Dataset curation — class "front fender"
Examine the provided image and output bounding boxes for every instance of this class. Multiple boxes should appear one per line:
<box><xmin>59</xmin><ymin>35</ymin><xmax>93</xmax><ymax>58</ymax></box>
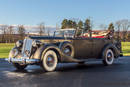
<box><xmin>32</xmin><ymin>44</ymin><xmax>63</xmax><ymax>61</ymax></box>
<box><xmin>33</xmin><ymin>44</ymin><xmax>82</xmax><ymax>63</ymax></box>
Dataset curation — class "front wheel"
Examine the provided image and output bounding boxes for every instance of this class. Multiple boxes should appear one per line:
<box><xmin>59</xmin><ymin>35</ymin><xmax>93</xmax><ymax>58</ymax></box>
<box><xmin>9</xmin><ymin>47</ymin><xmax>27</xmax><ymax>70</ymax></box>
<box><xmin>13</xmin><ymin>63</ymin><xmax>27</xmax><ymax>70</ymax></box>
<box><xmin>102</xmin><ymin>49</ymin><xmax>114</xmax><ymax>66</ymax></box>
<box><xmin>41</xmin><ymin>50</ymin><xmax>58</xmax><ymax>72</ymax></box>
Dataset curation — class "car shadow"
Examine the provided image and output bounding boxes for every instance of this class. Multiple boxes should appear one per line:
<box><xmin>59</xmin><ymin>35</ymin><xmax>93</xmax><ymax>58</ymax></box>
<box><xmin>11</xmin><ymin>61</ymin><xmax>124</xmax><ymax>75</ymax></box>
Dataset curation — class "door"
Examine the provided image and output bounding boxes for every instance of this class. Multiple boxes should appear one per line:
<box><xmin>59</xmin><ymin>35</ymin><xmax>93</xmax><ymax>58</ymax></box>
<box><xmin>92</xmin><ymin>38</ymin><xmax>106</xmax><ymax>58</ymax></box>
<box><xmin>72</xmin><ymin>38</ymin><xmax>93</xmax><ymax>59</ymax></box>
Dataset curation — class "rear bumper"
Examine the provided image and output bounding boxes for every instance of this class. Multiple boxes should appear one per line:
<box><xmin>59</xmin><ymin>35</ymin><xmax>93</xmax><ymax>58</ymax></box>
<box><xmin>5</xmin><ymin>58</ymin><xmax>40</xmax><ymax>64</ymax></box>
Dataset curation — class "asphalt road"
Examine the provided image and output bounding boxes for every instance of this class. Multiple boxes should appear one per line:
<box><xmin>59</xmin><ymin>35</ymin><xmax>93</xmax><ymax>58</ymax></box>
<box><xmin>0</xmin><ymin>57</ymin><xmax>130</xmax><ymax>87</ymax></box>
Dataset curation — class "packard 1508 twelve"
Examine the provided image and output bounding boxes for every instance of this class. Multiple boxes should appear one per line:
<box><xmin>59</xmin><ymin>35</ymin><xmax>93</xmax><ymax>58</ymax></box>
<box><xmin>7</xmin><ymin>29</ymin><xmax>123</xmax><ymax>72</ymax></box>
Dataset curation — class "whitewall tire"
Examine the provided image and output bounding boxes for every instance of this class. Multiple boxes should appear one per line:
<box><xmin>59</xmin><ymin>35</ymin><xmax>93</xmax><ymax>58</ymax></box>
<box><xmin>102</xmin><ymin>49</ymin><xmax>114</xmax><ymax>66</ymax></box>
<box><xmin>42</xmin><ymin>50</ymin><xmax>58</xmax><ymax>72</ymax></box>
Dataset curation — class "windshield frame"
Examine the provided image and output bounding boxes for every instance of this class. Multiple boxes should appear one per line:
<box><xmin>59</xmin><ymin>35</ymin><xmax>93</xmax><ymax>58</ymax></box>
<box><xmin>53</xmin><ymin>29</ymin><xmax>76</xmax><ymax>38</ymax></box>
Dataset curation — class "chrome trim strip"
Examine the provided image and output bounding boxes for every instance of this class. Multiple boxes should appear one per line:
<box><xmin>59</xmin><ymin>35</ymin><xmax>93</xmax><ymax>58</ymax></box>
<box><xmin>5</xmin><ymin>58</ymin><xmax>40</xmax><ymax>64</ymax></box>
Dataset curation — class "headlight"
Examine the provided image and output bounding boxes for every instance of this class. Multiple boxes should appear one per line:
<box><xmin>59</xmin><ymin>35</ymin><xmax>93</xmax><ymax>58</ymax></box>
<box><xmin>32</xmin><ymin>40</ymin><xmax>41</xmax><ymax>47</ymax></box>
<box><xmin>16</xmin><ymin>40</ymin><xmax>23</xmax><ymax>48</ymax></box>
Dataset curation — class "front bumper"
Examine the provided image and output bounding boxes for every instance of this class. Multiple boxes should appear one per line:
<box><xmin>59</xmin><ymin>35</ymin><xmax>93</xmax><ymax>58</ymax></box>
<box><xmin>5</xmin><ymin>58</ymin><xmax>40</xmax><ymax>64</ymax></box>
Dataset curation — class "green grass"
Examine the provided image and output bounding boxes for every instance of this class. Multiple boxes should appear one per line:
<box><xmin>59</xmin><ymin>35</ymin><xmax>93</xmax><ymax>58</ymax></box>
<box><xmin>0</xmin><ymin>43</ymin><xmax>15</xmax><ymax>58</ymax></box>
<box><xmin>122</xmin><ymin>42</ymin><xmax>130</xmax><ymax>56</ymax></box>
<box><xmin>0</xmin><ymin>42</ymin><xmax>130</xmax><ymax>58</ymax></box>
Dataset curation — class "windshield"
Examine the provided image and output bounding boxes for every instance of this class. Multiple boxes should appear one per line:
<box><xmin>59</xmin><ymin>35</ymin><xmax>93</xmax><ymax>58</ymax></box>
<box><xmin>54</xmin><ymin>29</ymin><xmax>76</xmax><ymax>37</ymax></box>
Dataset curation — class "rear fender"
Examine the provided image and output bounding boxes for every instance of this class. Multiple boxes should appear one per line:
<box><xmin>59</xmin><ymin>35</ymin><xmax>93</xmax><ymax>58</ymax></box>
<box><xmin>101</xmin><ymin>44</ymin><xmax>120</xmax><ymax>58</ymax></box>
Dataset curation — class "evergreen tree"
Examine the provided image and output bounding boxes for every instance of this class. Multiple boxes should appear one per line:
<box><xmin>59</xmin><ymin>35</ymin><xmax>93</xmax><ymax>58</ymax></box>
<box><xmin>108</xmin><ymin>23</ymin><xmax>114</xmax><ymax>31</ymax></box>
<box><xmin>72</xmin><ymin>21</ymin><xmax>77</xmax><ymax>29</ymax></box>
<box><xmin>84</xmin><ymin>19</ymin><xmax>91</xmax><ymax>33</ymax></box>
<box><xmin>78</xmin><ymin>20</ymin><xmax>83</xmax><ymax>29</ymax></box>
<box><xmin>61</xmin><ymin>19</ymin><xmax>68</xmax><ymax>29</ymax></box>
<box><xmin>61</xmin><ymin>19</ymin><xmax>78</xmax><ymax>29</ymax></box>
<box><xmin>68</xmin><ymin>20</ymin><xmax>73</xmax><ymax>28</ymax></box>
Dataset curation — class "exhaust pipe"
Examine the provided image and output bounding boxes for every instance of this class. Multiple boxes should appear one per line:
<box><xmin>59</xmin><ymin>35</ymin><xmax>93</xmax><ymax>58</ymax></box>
<box><xmin>5</xmin><ymin>58</ymin><xmax>40</xmax><ymax>64</ymax></box>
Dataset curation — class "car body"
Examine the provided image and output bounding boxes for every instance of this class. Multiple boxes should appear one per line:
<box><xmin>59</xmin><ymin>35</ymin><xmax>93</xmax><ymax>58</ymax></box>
<box><xmin>7</xmin><ymin>29</ymin><xmax>123</xmax><ymax>71</ymax></box>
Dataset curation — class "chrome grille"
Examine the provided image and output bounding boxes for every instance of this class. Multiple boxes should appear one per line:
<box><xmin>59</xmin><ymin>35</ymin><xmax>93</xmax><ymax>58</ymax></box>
<box><xmin>22</xmin><ymin>39</ymin><xmax>33</xmax><ymax>58</ymax></box>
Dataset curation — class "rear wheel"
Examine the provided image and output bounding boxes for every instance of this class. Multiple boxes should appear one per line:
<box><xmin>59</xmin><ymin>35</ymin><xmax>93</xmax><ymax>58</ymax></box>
<box><xmin>41</xmin><ymin>50</ymin><xmax>58</xmax><ymax>72</ymax></box>
<box><xmin>102</xmin><ymin>49</ymin><xmax>114</xmax><ymax>66</ymax></box>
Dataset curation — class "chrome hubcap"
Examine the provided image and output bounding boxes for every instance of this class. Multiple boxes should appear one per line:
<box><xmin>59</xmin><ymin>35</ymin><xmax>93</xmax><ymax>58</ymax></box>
<box><xmin>107</xmin><ymin>52</ymin><xmax>113</xmax><ymax>61</ymax></box>
<box><xmin>46</xmin><ymin>55</ymin><xmax>54</xmax><ymax>67</ymax></box>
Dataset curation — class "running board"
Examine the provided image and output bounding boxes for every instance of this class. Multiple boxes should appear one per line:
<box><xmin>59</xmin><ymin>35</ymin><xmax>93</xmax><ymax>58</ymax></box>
<box><xmin>61</xmin><ymin>53</ymin><xmax>85</xmax><ymax>63</ymax></box>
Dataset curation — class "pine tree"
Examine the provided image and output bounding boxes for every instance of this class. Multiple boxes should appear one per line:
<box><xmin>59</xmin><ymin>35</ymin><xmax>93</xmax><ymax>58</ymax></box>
<box><xmin>72</xmin><ymin>21</ymin><xmax>77</xmax><ymax>29</ymax></box>
<box><xmin>84</xmin><ymin>19</ymin><xmax>91</xmax><ymax>33</ymax></box>
<box><xmin>68</xmin><ymin>20</ymin><xmax>73</xmax><ymax>28</ymax></box>
<box><xmin>78</xmin><ymin>20</ymin><xmax>83</xmax><ymax>29</ymax></box>
<box><xmin>108</xmin><ymin>23</ymin><xmax>114</xmax><ymax>31</ymax></box>
<box><xmin>61</xmin><ymin>19</ymin><xmax>78</xmax><ymax>29</ymax></box>
<box><xmin>61</xmin><ymin>19</ymin><xmax>68</xmax><ymax>29</ymax></box>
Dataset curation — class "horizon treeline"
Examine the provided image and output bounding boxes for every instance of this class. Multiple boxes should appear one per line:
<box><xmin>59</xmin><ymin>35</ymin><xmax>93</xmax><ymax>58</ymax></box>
<box><xmin>0</xmin><ymin>18</ymin><xmax>130</xmax><ymax>43</ymax></box>
<box><xmin>60</xmin><ymin>18</ymin><xmax>130</xmax><ymax>41</ymax></box>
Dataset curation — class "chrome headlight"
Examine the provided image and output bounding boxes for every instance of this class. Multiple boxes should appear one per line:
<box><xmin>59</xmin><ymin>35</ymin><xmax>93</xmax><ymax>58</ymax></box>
<box><xmin>32</xmin><ymin>40</ymin><xmax>41</xmax><ymax>47</ymax></box>
<box><xmin>16</xmin><ymin>40</ymin><xmax>23</xmax><ymax>48</ymax></box>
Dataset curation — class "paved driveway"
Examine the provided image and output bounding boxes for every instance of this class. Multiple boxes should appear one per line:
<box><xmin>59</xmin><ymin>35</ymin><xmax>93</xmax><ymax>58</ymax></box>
<box><xmin>0</xmin><ymin>57</ymin><xmax>130</xmax><ymax>87</ymax></box>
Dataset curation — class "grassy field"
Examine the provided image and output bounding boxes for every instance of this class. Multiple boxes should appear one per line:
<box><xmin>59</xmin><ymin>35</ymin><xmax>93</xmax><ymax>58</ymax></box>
<box><xmin>0</xmin><ymin>42</ymin><xmax>130</xmax><ymax>58</ymax></box>
<box><xmin>0</xmin><ymin>43</ymin><xmax>15</xmax><ymax>58</ymax></box>
<box><xmin>121</xmin><ymin>42</ymin><xmax>130</xmax><ymax>56</ymax></box>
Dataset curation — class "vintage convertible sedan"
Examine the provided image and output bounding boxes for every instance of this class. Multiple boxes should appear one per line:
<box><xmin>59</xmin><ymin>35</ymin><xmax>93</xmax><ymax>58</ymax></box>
<box><xmin>7</xmin><ymin>29</ymin><xmax>123</xmax><ymax>72</ymax></box>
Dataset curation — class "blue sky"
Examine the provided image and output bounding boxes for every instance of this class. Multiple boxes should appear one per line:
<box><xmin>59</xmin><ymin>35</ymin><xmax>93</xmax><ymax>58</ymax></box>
<box><xmin>0</xmin><ymin>0</ymin><xmax>130</xmax><ymax>28</ymax></box>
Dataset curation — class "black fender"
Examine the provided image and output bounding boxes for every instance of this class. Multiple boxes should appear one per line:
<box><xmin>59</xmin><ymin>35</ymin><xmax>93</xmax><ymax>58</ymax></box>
<box><xmin>33</xmin><ymin>44</ymin><xmax>63</xmax><ymax>61</ymax></box>
<box><xmin>9</xmin><ymin>46</ymin><xmax>22</xmax><ymax>58</ymax></box>
<box><xmin>101</xmin><ymin>44</ymin><xmax>120</xmax><ymax>59</ymax></box>
<box><xmin>33</xmin><ymin>43</ymin><xmax>83</xmax><ymax>63</ymax></box>
<box><xmin>59</xmin><ymin>41</ymin><xmax>72</xmax><ymax>48</ymax></box>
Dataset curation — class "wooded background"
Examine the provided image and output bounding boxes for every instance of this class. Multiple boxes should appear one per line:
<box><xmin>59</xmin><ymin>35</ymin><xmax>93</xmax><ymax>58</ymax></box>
<box><xmin>1</xmin><ymin>18</ymin><xmax>130</xmax><ymax>43</ymax></box>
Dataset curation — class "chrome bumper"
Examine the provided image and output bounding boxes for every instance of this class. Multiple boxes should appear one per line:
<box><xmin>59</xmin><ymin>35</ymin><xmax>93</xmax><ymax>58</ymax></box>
<box><xmin>5</xmin><ymin>58</ymin><xmax>40</xmax><ymax>64</ymax></box>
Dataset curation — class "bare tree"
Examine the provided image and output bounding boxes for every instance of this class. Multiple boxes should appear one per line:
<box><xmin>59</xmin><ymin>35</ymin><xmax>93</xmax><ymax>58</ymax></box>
<box><xmin>121</xmin><ymin>20</ymin><xmax>130</xmax><ymax>41</ymax></box>
<box><xmin>115</xmin><ymin>19</ymin><xmax>130</xmax><ymax>41</ymax></box>
<box><xmin>8</xmin><ymin>26</ymin><xmax>14</xmax><ymax>34</ymax></box>
<box><xmin>115</xmin><ymin>21</ymin><xmax>122</xmax><ymax>40</ymax></box>
<box><xmin>38</xmin><ymin>22</ymin><xmax>45</xmax><ymax>36</ymax></box>
<box><xmin>47</xmin><ymin>29</ymin><xmax>50</xmax><ymax>36</ymax></box>
<box><xmin>56</xmin><ymin>23</ymin><xmax>60</xmax><ymax>30</ymax></box>
<box><xmin>18</xmin><ymin>25</ymin><xmax>26</xmax><ymax>40</ymax></box>
<box><xmin>7</xmin><ymin>26</ymin><xmax>14</xmax><ymax>43</ymax></box>
<box><xmin>0</xmin><ymin>25</ymin><xmax>8</xmax><ymax>43</ymax></box>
